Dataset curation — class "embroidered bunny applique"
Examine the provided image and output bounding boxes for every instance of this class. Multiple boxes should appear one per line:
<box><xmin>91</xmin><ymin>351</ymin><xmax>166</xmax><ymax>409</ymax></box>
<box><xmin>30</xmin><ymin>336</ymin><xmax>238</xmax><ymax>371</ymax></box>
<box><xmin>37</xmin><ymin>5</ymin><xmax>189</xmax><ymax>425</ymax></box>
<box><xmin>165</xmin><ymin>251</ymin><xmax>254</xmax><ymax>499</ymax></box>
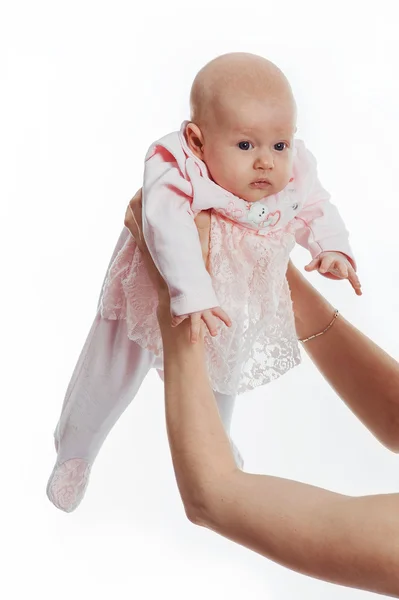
<box><xmin>247</xmin><ymin>202</ymin><xmax>281</xmax><ymax>229</ymax></box>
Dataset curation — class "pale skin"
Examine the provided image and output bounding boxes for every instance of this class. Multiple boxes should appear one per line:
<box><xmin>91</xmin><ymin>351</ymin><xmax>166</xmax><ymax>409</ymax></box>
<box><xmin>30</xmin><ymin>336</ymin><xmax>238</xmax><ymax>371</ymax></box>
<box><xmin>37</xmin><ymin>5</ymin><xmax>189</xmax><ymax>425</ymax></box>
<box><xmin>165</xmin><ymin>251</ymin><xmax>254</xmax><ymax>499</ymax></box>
<box><xmin>173</xmin><ymin>53</ymin><xmax>361</xmax><ymax>342</ymax></box>
<box><xmin>125</xmin><ymin>191</ymin><xmax>399</xmax><ymax>598</ymax></box>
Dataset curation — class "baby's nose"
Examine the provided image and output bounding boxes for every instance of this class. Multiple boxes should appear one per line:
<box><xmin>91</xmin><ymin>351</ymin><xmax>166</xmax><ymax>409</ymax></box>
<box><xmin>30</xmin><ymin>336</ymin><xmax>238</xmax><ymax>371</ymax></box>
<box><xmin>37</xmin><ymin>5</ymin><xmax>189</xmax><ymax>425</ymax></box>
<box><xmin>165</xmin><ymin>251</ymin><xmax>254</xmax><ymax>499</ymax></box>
<box><xmin>255</xmin><ymin>153</ymin><xmax>274</xmax><ymax>169</ymax></box>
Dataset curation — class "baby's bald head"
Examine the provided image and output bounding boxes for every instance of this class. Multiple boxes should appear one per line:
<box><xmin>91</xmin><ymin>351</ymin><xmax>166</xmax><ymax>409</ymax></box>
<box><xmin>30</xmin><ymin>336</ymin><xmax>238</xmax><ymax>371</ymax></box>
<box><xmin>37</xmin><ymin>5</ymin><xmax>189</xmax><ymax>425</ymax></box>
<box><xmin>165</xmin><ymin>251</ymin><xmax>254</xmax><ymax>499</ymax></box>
<box><xmin>186</xmin><ymin>53</ymin><xmax>297</xmax><ymax>204</ymax></box>
<box><xmin>190</xmin><ymin>52</ymin><xmax>296</xmax><ymax>130</ymax></box>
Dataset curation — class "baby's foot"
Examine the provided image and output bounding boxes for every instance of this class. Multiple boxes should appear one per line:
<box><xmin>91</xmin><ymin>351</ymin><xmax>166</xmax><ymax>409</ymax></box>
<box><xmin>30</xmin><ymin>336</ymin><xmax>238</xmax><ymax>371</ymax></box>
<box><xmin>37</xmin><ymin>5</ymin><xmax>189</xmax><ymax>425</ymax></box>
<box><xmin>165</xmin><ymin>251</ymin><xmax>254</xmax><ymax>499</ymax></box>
<box><xmin>46</xmin><ymin>458</ymin><xmax>91</xmax><ymax>513</ymax></box>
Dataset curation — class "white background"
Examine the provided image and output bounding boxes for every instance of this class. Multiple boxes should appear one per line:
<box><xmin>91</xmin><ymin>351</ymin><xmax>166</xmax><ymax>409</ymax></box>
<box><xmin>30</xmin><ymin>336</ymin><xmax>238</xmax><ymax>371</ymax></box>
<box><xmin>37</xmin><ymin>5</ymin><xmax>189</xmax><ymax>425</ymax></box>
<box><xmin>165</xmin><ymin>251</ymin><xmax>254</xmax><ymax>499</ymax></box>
<box><xmin>1</xmin><ymin>1</ymin><xmax>399</xmax><ymax>598</ymax></box>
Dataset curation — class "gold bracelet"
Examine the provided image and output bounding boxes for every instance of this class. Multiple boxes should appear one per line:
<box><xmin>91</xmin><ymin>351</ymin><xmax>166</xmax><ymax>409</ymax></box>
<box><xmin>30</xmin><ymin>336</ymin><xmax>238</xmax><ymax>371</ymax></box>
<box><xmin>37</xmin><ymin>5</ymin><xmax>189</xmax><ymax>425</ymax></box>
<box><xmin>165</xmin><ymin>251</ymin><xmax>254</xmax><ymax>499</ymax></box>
<box><xmin>299</xmin><ymin>309</ymin><xmax>339</xmax><ymax>344</ymax></box>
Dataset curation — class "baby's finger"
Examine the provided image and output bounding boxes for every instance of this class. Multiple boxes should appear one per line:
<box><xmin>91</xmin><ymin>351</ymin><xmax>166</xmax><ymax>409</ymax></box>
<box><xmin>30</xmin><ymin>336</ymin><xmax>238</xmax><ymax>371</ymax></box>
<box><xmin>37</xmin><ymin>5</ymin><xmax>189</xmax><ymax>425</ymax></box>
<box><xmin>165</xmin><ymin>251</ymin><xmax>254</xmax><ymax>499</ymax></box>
<box><xmin>211</xmin><ymin>307</ymin><xmax>232</xmax><ymax>328</ymax></box>
<box><xmin>319</xmin><ymin>255</ymin><xmax>334</xmax><ymax>274</ymax></box>
<box><xmin>304</xmin><ymin>258</ymin><xmax>320</xmax><ymax>272</ymax></box>
<box><xmin>190</xmin><ymin>313</ymin><xmax>202</xmax><ymax>343</ymax></box>
<box><xmin>348</xmin><ymin>267</ymin><xmax>363</xmax><ymax>296</ymax></box>
<box><xmin>202</xmin><ymin>312</ymin><xmax>219</xmax><ymax>337</ymax></box>
<box><xmin>334</xmin><ymin>261</ymin><xmax>349</xmax><ymax>278</ymax></box>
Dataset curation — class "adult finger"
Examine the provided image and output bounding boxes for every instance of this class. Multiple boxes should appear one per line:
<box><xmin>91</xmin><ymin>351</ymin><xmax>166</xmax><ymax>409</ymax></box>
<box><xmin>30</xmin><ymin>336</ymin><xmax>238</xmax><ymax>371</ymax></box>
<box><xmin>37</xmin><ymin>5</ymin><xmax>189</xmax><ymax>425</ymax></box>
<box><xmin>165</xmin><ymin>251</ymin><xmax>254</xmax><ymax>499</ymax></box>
<box><xmin>124</xmin><ymin>188</ymin><xmax>143</xmax><ymax>244</ymax></box>
<box><xmin>124</xmin><ymin>190</ymin><xmax>167</xmax><ymax>295</ymax></box>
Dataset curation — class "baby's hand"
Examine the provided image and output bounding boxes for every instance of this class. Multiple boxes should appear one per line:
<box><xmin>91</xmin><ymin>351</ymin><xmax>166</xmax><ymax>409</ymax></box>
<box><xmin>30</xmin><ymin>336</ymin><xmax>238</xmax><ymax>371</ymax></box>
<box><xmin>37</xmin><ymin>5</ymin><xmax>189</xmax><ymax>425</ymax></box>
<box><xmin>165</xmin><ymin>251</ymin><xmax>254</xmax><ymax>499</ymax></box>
<box><xmin>171</xmin><ymin>307</ymin><xmax>232</xmax><ymax>343</ymax></box>
<box><xmin>305</xmin><ymin>251</ymin><xmax>362</xmax><ymax>296</ymax></box>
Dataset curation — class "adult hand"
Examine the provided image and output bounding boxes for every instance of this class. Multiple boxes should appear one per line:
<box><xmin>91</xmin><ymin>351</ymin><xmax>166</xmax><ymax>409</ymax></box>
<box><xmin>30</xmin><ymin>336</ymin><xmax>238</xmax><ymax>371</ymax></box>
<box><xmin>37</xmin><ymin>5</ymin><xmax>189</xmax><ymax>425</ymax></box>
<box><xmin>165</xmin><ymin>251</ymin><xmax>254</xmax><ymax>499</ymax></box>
<box><xmin>124</xmin><ymin>188</ymin><xmax>168</xmax><ymax>300</ymax></box>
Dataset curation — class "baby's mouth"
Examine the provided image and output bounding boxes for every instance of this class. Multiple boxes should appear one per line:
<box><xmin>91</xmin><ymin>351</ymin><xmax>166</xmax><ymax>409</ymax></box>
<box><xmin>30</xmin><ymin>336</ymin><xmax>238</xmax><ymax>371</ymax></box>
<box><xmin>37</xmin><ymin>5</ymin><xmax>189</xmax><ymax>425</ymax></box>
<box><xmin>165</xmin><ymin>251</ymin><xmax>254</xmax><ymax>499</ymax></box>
<box><xmin>250</xmin><ymin>179</ymin><xmax>271</xmax><ymax>189</ymax></box>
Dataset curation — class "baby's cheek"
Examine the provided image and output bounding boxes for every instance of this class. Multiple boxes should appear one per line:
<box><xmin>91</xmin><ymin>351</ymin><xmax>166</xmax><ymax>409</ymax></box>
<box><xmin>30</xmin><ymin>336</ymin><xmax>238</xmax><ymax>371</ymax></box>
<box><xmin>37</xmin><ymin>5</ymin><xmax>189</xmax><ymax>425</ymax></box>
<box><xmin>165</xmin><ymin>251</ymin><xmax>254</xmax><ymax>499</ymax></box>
<box><xmin>203</xmin><ymin>148</ymin><xmax>249</xmax><ymax>195</ymax></box>
<box><xmin>203</xmin><ymin>157</ymin><xmax>222</xmax><ymax>184</ymax></box>
<box><xmin>204</xmin><ymin>150</ymin><xmax>227</xmax><ymax>182</ymax></box>
<box><xmin>277</xmin><ymin>169</ymin><xmax>292</xmax><ymax>192</ymax></box>
<box><xmin>212</xmin><ymin>160</ymin><xmax>240</xmax><ymax>191</ymax></box>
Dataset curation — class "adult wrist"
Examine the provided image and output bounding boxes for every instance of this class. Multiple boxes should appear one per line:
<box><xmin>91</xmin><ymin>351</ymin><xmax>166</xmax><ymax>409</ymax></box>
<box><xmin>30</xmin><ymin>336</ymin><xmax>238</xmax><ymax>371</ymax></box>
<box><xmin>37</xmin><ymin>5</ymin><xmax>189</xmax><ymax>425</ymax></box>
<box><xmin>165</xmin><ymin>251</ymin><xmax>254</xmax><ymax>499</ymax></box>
<box><xmin>293</xmin><ymin>293</ymin><xmax>336</xmax><ymax>342</ymax></box>
<box><xmin>298</xmin><ymin>309</ymin><xmax>339</xmax><ymax>344</ymax></box>
<box><xmin>286</xmin><ymin>262</ymin><xmax>336</xmax><ymax>341</ymax></box>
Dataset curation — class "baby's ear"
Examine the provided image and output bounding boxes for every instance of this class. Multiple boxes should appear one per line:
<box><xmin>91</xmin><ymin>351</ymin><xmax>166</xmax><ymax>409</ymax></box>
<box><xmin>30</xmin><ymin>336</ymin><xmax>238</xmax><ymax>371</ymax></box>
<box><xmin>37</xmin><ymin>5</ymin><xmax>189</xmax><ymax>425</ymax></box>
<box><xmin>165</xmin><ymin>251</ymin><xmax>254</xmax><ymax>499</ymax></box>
<box><xmin>185</xmin><ymin>122</ymin><xmax>205</xmax><ymax>159</ymax></box>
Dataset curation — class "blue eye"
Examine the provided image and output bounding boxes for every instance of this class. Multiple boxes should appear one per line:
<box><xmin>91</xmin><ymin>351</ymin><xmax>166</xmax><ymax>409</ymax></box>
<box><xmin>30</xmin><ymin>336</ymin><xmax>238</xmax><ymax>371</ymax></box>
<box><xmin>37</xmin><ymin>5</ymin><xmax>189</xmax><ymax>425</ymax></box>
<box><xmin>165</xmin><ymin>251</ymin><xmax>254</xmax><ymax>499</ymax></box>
<box><xmin>238</xmin><ymin>141</ymin><xmax>253</xmax><ymax>151</ymax></box>
<box><xmin>274</xmin><ymin>142</ymin><xmax>287</xmax><ymax>152</ymax></box>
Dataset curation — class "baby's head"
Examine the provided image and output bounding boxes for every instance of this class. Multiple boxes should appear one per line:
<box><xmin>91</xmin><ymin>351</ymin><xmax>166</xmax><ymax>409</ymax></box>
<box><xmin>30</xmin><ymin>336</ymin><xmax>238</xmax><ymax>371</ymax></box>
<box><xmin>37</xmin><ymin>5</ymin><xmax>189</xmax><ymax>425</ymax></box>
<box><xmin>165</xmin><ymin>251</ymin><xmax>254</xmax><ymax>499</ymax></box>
<box><xmin>186</xmin><ymin>53</ymin><xmax>297</xmax><ymax>203</ymax></box>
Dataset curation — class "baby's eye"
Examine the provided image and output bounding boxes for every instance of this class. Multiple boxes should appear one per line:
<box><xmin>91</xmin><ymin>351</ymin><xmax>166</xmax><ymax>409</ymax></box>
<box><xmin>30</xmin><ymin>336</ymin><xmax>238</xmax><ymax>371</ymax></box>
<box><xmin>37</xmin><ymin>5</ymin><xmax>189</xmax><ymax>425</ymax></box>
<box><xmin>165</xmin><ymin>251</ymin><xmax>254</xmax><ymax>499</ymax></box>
<box><xmin>274</xmin><ymin>142</ymin><xmax>287</xmax><ymax>152</ymax></box>
<box><xmin>238</xmin><ymin>141</ymin><xmax>253</xmax><ymax>151</ymax></box>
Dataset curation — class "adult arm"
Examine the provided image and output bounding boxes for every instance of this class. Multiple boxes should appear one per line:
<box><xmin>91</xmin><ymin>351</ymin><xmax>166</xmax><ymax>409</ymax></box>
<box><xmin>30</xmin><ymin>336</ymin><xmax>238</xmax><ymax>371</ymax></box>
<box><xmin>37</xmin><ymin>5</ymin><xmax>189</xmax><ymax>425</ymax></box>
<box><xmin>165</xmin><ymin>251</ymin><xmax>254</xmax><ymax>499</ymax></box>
<box><xmin>287</xmin><ymin>262</ymin><xmax>399</xmax><ymax>453</ymax></box>
<box><xmin>126</xmin><ymin>194</ymin><xmax>399</xmax><ymax>597</ymax></box>
<box><xmin>158</xmin><ymin>294</ymin><xmax>399</xmax><ymax>599</ymax></box>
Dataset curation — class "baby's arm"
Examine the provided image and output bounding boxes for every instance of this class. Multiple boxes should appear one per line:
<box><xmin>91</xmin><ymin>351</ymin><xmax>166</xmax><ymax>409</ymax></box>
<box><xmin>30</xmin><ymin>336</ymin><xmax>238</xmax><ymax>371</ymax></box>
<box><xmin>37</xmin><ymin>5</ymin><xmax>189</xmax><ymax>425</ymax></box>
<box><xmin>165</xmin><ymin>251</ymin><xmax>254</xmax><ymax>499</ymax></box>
<box><xmin>142</xmin><ymin>144</ymin><xmax>231</xmax><ymax>341</ymax></box>
<box><xmin>294</xmin><ymin>144</ymin><xmax>361</xmax><ymax>295</ymax></box>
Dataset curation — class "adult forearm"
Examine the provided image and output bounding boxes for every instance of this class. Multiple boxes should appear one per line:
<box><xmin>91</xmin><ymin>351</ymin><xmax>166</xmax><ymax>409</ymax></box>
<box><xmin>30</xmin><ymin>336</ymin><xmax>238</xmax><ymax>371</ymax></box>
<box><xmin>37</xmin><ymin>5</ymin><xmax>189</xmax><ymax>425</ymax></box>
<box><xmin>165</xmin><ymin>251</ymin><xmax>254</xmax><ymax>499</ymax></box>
<box><xmin>203</xmin><ymin>471</ymin><xmax>399</xmax><ymax>597</ymax></box>
<box><xmin>158</xmin><ymin>302</ymin><xmax>238</xmax><ymax>517</ymax></box>
<box><xmin>158</xmin><ymin>301</ymin><xmax>399</xmax><ymax>598</ymax></box>
<box><xmin>287</xmin><ymin>264</ymin><xmax>399</xmax><ymax>452</ymax></box>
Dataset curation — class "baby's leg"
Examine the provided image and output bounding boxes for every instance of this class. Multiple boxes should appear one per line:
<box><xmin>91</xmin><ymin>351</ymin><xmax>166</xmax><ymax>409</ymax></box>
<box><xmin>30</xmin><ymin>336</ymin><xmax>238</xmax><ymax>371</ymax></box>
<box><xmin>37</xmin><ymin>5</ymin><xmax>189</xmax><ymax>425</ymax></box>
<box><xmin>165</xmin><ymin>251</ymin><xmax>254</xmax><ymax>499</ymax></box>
<box><xmin>214</xmin><ymin>391</ymin><xmax>244</xmax><ymax>470</ymax></box>
<box><xmin>47</xmin><ymin>312</ymin><xmax>155</xmax><ymax>512</ymax></box>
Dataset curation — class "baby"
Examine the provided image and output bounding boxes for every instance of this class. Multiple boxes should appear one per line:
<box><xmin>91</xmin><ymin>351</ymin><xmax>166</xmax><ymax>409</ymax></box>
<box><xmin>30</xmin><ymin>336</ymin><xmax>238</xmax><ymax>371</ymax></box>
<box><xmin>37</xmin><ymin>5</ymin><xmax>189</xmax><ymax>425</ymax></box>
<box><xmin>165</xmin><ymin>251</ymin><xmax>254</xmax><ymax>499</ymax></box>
<box><xmin>47</xmin><ymin>53</ymin><xmax>361</xmax><ymax>513</ymax></box>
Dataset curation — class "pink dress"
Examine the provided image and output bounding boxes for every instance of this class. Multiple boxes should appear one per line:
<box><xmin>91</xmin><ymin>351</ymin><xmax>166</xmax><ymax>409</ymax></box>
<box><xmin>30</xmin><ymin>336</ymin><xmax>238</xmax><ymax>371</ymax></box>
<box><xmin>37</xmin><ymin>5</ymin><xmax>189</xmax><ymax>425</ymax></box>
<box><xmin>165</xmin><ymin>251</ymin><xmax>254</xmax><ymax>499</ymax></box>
<box><xmin>100</xmin><ymin>122</ymin><xmax>355</xmax><ymax>395</ymax></box>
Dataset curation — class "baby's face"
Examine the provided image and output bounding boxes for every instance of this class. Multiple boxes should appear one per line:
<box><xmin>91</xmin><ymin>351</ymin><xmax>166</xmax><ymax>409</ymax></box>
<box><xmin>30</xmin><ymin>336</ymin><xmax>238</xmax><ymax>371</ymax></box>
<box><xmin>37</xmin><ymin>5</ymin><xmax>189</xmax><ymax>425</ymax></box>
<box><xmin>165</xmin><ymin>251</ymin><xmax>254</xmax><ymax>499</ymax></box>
<box><xmin>198</xmin><ymin>98</ymin><xmax>296</xmax><ymax>203</ymax></box>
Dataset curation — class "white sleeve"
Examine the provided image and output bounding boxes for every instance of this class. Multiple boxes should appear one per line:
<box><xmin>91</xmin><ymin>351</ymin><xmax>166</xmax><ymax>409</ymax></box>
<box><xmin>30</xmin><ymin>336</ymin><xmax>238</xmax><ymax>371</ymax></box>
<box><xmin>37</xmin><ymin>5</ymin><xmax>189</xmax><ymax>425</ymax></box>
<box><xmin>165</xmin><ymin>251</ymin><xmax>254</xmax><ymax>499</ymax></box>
<box><xmin>294</xmin><ymin>143</ymin><xmax>356</xmax><ymax>270</ymax></box>
<box><xmin>142</xmin><ymin>145</ymin><xmax>219</xmax><ymax>316</ymax></box>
